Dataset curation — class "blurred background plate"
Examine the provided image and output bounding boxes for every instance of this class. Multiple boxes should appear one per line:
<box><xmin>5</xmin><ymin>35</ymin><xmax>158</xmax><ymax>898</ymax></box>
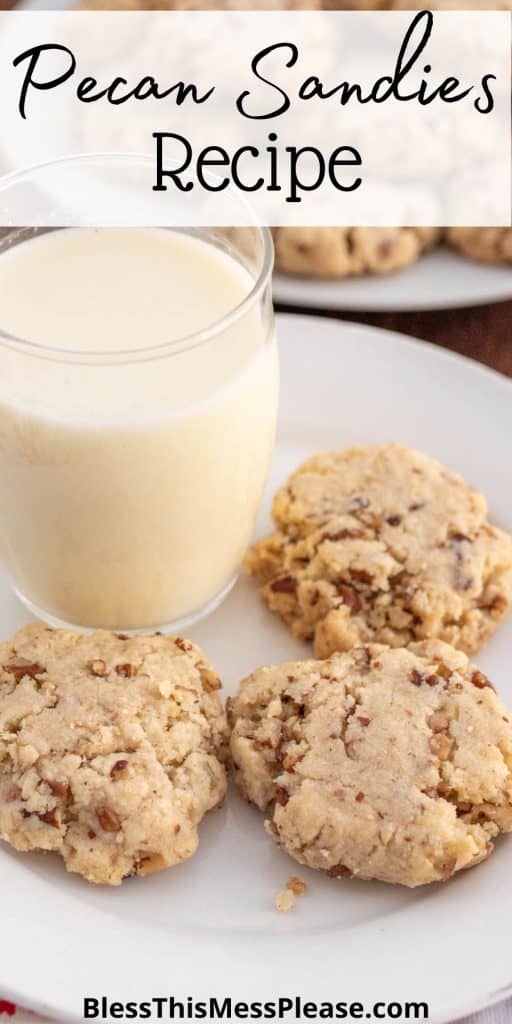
<box><xmin>273</xmin><ymin>245</ymin><xmax>512</xmax><ymax>313</ymax></box>
<box><xmin>14</xmin><ymin>0</ymin><xmax>512</xmax><ymax>316</ymax></box>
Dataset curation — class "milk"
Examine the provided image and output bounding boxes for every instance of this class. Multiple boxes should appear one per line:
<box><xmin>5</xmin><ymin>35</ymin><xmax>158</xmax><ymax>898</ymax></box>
<box><xmin>0</xmin><ymin>228</ymin><xmax>278</xmax><ymax>629</ymax></box>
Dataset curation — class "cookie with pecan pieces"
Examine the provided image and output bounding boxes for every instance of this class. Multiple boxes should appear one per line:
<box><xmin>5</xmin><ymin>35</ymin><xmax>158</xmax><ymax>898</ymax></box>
<box><xmin>446</xmin><ymin>228</ymin><xmax>512</xmax><ymax>266</ymax></box>
<box><xmin>272</xmin><ymin>228</ymin><xmax>440</xmax><ymax>278</ymax></box>
<box><xmin>0</xmin><ymin>625</ymin><xmax>227</xmax><ymax>884</ymax></box>
<box><xmin>245</xmin><ymin>443</ymin><xmax>512</xmax><ymax>657</ymax></box>
<box><xmin>229</xmin><ymin>641</ymin><xmax>512</xmax><ymax>886</ymax></box>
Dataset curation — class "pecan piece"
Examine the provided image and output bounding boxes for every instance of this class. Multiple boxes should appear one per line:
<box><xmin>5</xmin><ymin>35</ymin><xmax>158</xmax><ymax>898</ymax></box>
<box><xmin>269</xmin><ymin>575</ymin><xmax>297</xmax><ymax>595</ymax></box>
<box><xmin>321</xmin><ymin>528</ymin><xmax>363</xmax><ymax>542</ymax></box>
<box><xmin>110</xmin><ymin>759</ymin><xmax>128</xmax><ymax>780</ymax></box>
<box><xmin>360</xmin><ymin>646</ymin><xmax>372</xmax><ymax>666</ymax></box>
<box><xmin>429</xmin><ymin>710</ymin><xmax>449</xmax><ymax>732</ymax></box>
<box><xmin>338</xmin><ymin>584</ymin><xmax>362</xmax><ymax>615</ymax></box>
<box><xmin>115</xmin><ymin>663</ymin><xmax>135</xmax><ymax>678</ymax></box>
<box><xmin>356</xmin><ymin>715</ymin><xmax>370</xmax><ymax>726</ymax></box>
<box><xmin>483</xmin><ymin>594</ymin><xmax>508</xmax><ymax>618</ymax></box>
<box><xmin>377</xmin><ymin>238</ymin><xmax>396</xmax><ymax>259</ymax></box>
<box><xmin>438</xmin><ymin>856</ymin><xmax>458</xmax><ymax>881</ymax></box>
<box><xmin>3</xmin><ymin>658</ymin><xmax>45</xmax><ymax>682</ymax></box>
<box><xmin>410</xmin><ymin>668</ymin><xmax>424</xmax><ymax>686</ymax></box>
<box><xmin>275</xmin><ymin>787</ymin><xmax>289</xmax><ymax>806</ymax></box>
<box><xmin>282</xmin><ymin>754</ymin><xmax>296</xmax><ymax>771</ymax></box>
<box><xmin>201</xmin><ymin>668</ymin><xmax>222</xmax><ymax>693</ymax></box>
<box><xmin>386</xmin><ymin>514</ymin><xmax>402</xmax><ymax>527</ymax></box>
<box><xmin>39</xmin><ymin>807</ymin><xmax>59</xmax><ymax>827</ymax></box>
<box><xmin>328</xmin><ymin>864</ymin><xmax>352</xmax><ymax>878</ymax></box>
<box><xmin>46</xmin><ymin>778</ymin><xmax>71</xmax><ymax>800</ymax></box>
<box><xmin>97</xmin><ymin>807</ymin><xmax>121</xmax><ymax>832</ymax></box>
<box><xmin>471</xmin><ymin>670</ymin><xmax>494</xmax><ymax>691</ymax></box>
<box><xmin>137</xmin><ymin>853</ymin><xmax>167</xmax><ymax>877</ymax></box>
<box><xmin>174</xmin><ymin>637</ymin><xmax>193</xmax><ymax>652</ymax></box>
<box><xmin>435</xmin><ymin>663</ymin><xmax>452</xmax><ymax>680</ymax></box>
<box><xmin>429</xmin><ymin>734</ymin><xmax>453</xmax><ymax>760</ymax></box>
<box><xmin>426</xmin><ymin>673</ymin><xmax>442</xmax><ymax>687</ymax></box>
<box><xmin>351</xmin><ymin>569</ymin><xmax>373</xmax><ymax>585</ymax></box>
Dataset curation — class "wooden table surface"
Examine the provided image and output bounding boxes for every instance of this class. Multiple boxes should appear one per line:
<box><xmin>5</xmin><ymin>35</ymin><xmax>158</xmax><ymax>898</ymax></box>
<box><xmin>275</xmin><ymin>296</ymin><xmax>512</xmax><ymax>379</ymax></box>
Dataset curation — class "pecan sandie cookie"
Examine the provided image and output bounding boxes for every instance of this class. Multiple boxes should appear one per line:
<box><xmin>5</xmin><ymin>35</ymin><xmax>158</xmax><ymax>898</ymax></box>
<box><xmin>246</xmin><ymin>443</ymin><xmax>512</xmax><ymax>657</ymax></box>
<box><xmin>272</xmin><ymin>228</ymin><xmax>440</xmax><ymax>278</ymax></box>
<box><xmin>0</xmin><ymin>625</ymin><xmax>227</xmax><ymax>884</ymax></box>
<box><xmin>446</xmin><ymin>228</ymin><xmax>512</xmax><ymax>265</ymax></box>
<box><xmin>229</xmin><ymin>641</ymin><xmax>512</xmax><ymax>886</ymax></box>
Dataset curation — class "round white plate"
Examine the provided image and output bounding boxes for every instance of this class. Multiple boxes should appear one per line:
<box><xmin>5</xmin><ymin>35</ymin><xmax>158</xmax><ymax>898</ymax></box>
<box><xmin>273</xmin><ymin>246</ymin><xmax>512</xmax><ymax>312</ymax></box>
<box><xmin>1</xmin><ymin>313</ymin><xmax>512</xmax><ymax>1024</ymax></box>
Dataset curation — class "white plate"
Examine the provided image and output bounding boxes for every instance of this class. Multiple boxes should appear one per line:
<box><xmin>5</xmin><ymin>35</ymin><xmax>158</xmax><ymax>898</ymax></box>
<box><xmin>273</xmin><ymin>246</ymin><xmax>512</xmax><ymax>312</ymax></box>
<box><xmin>1</xmin><ymin>313</ymin><xmax>512</xmax><ymax>1024</ymax></box>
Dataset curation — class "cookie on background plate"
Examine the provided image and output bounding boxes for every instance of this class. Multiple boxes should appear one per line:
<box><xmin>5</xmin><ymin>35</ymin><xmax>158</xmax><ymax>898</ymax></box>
<box><xmin>272</xmin><ymin>227</ymin><xmax>440</xmax><ymax>278</ymax></box>
<box><xmin>390</xmin><ymin>0</ymin><xmax>512</xmax><ymax>9</ymax></box>
<box><xmin>229</xmin><ymin>641</ymin><xmax>512</xmax><ymax>887</ymax></box>
<box><xmin>78</xmin><ymin>0</ymin><xmax>322</xmax><ymax>8</ymax></box>
<box><xmin>322</xmin><ymin>1</ymin><xmax>389</xmax><ymax>7</ymax></box>
<box><xmin>0</xmin><ymin>626</ymin><xmax>228</xmax><ymax>885</ymax></box>
<box><xmin>246</xmin><ymin>442</ymin><xmax>512</xmax><ymax>657</ymax></box>
<box><xmin>446</xmin><ymin>228</ymin><xmax>512</xmax><ymax>265</ymax></box>
<box><xmin>326</xmin><ymin>0</ymin><xmax>512</xmax><ymax>7</ymax></box>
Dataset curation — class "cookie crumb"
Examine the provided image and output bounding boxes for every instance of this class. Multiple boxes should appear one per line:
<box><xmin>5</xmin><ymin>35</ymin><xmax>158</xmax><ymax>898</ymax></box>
<box><xmin>275</xmin><ymin>874</ymin><xmax>308</xmax><ymax>911</ymax></box>
<box><xmin>275</xmin><ymin>887</ymin><xmax>296</xmax><ymax>913</ymax></box>
<box><xmin>287</xmin><ymin>875</ymin><xmax>307</xmax><ymax>896</ymax></box>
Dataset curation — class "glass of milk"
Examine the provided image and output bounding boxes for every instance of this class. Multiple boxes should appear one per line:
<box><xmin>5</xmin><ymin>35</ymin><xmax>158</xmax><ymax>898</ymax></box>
<box><xmin>0</xmin><ymin>158</ymin><xmax>277</xmax><ymax>632</ymax></box>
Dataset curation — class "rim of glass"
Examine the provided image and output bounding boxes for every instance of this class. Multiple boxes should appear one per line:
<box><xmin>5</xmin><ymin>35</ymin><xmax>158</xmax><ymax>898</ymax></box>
<box><xmin>0</xmin><ymin>153</ymin><xmax>274</xmax><ymax>366</ymax></box>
